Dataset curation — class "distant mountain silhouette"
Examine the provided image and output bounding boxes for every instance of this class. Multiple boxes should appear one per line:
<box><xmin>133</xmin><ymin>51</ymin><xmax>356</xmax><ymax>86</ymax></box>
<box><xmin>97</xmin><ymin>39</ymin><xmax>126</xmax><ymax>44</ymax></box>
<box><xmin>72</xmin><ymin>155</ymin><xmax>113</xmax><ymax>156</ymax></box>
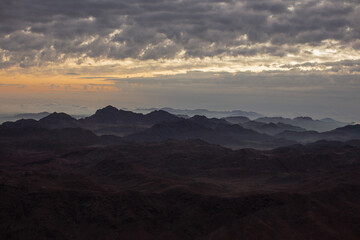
<box><xmin>2</xmin><ymin>112</ymin><xmax>80</xmax><ymax>130</ymax></box>
<box><xmin>136</xmin><ymin>107</ymin><xmax>263</xmax><ymax>119</ymax></box>
<box><xmin>13</xmin><ymin>112</ymin><xmax>50</xmax><ymax>120</ymax></box>
<box><xmin>241</xmin><ymin>121</ymin><xmax>306</xmax><ymax>135</ymax></box>
<box><xmin>256</xmin><ymin>116</ymin><xmax>349</xmax><ymax>132</ymax></box>
<box><xmin>82</xmin><ymin>105</ymin><xmax>142</xmax><ymax>124</ymax></box>
<box><xmin>143</xmin><ymin>110</ymin><xmax>181</xmax><ymax>124</ymax></box>
<box><xmin>224</xmin><ymin>116</ymin><xmax>251</xmax><ymax>124</ymax></box>
<box><xmin>188</xmin><ymin>115</ymin><xmax>229</xmax><ymax>128</ymax></box>
<box><xmin>0</xmin><ymin>124</ymin><xmax>122</xmax><ymax>151</ymax></box>
<box><xmin>82</xmin><ymin>105</ymin><xmax>180</xmax><ymax>125</ymax></box>
<box><xmin>331</xmin><ymin>124</ymin><xmax>360</xmax><ymax>137</ymax></box>
<box><xmin>126</xmin><ymin>116</ymin><xmax>295</xmax><ymax>149</ymax></box>
<box><xmin>38</xmin><ymin>112</ymin><xmax>79</xmax><ymax>129</ymax></box>
<box><xmin>1</xmin><ymin>106</ymin><xmax>182</xmax><ymax>138</ymax></box>
<box><xmin>275</xmin><ymin>130</ymin><xmax>323</xmax><ymax>143</ymax></box>
<box><xmin>224</xmin><ymin>116</ymin><xmax>306</xmax><ymax>135</ymax></box>
<box><xmin>1</xmin><ymin>106</ymin><xmax>358</xmax><ymax>148</ymax></box>
<box><xmin>0</xmin><ymin>112</ymin><xmax>51</xmax><ymax>124</ymax></box>
<box><xmin>126</xmin><ymin>120</ymin><xmax>211</xmax><ymax>142</ymax></box>
<box><xmin>1</xmin><ymin>119</ymin><xmax>41</xmax><ymax>128</ymax></box>
<box><xmin>78</xmin><ymin>105</ymin><xmax>180</xmax><ymax>136</ymax></box>
<box><xmin>276</xmin><ymin>124</ymin><xmax>360</xmax><ymax>143</ymax></box>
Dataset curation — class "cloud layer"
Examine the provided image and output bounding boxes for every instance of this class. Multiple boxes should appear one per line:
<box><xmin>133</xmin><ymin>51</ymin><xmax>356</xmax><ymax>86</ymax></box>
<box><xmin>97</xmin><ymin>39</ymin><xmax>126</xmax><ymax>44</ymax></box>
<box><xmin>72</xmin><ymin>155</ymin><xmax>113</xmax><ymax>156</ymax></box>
<box><xmin>1</xmin><ymin>0</ymin><xmax>360</xmax><ymax>121</ymax></box>
<box><xmin>1</xmin><ymin>0</ymin><xmax>360</xmax><ymax>69</ymax></box>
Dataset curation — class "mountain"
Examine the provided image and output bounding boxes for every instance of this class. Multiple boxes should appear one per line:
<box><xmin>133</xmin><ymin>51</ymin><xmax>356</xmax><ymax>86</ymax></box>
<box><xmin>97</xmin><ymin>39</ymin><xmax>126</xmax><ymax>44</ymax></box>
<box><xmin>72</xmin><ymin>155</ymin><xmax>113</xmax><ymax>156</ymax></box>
<box><xmin>224</xmin><ymin>116</ymin><xmax>306</xmax><ymax>135</ymax></box>
<box><xmin>143</xmin><ymin>110</ymin><xmax>182</xmax><ymax>124</ymax></box>
<box><xmin>126</xmin><ymin>120</ymin><xmax>210</xmax><ymax>141</ymax></box>
<box><xmin>82</xmin><ymin>105</ymin><xmax>179</xmax><ymax>125</ymax></box>
<box><xmin>276</xmin><ymin>124</ymin><xmax>360</xmax><ymax>143</ymax></box>
<box><xmin>38</xmin><ymin>112</ymin><xmax>79</xmax><ymax>129</ymax></box>
<box><xmin>0</xmin><ymin>106</ymin><xmax>182</xmax><ymax>137</ymax></box>
<box><xmin>331</xmin><ymin>124</ymin><xmax>360</xmax><ymax>138</ymax></box>
<box><xmin>136</xmin><ymin>107</ymin><xmax>263</xmax><ymax>119</ymax></box>
<box><xmin>321</xmin><ymin>117</ymin><xmax>346</xmax><ymax>124</ymax></box>
<box><xmin>1</xmin><ymin>106</ymin><xmax>358</xmax><ymax>148</ymax></box>
<box><xmin>1</xmin><ymin>108</ymin><xmax>360</xmax><ymax>239</ymax></box>
<box><xmin>1</xmin><ymin>134</ymin><xmax>360</xmax><ymax>239</ymax></box>
<box><xmin>0</xmin><ymin>123</ymin><xmax>123</xmax><ymax>152</ymax></box>
<box><xmin>78</xmin><ymin>106</ymin><xmax>180</xmax><ymax>136</ymax></box>
<box><xmin>241</xmin><ymin>121</ymin><xmax>306</xmax><ymax>136</ymax></box>
<box><xmin>126</xmin><ymin>117</ymin><xmax>295</xmax><ymax>149</ymax></box>
<box><xmin>189</xmin><ymin>115</ymin><xmax>229</xmax><ymax>128</ymax></box>
<box><xmin>2</xmin><ymin>112</ymin><xmax>80</xmax><ymax>130</ymax></box>
<box><xmin>1</xmin><ymin>119</ymin><xmax>41</xmax><ymax>128</ymax></box>
<box><xmin>0</xmin><ymin>112</ymin><xmax>51</xmax><ymax>124</ymax></box>
<box><xmin>82</xmin><ymin>105</ymin><xmax>142</xmax><ymax>124</ymax></box>
<box><xmin>275</xmin><ymin>130</ymin><xmax>324</xmax><ymax>144</ymax></box>
<box><xmin>0</xmin><ymin>126</ymin><xmax>100</xmax><ymax>150</ymax></box>
<box><xmin>224</xmin><ymin>116</ymin><xmax>251</xmax><ymax>124</ymax></box>
<box><xmin>256</xmin><ymin>116</ymin><xmax>349</xmax><ymax>132</ymax></box>
<box><xmin>12</xmin><ymin>111</ymin><xmax>50</xmax><ymax>120</ymax></box>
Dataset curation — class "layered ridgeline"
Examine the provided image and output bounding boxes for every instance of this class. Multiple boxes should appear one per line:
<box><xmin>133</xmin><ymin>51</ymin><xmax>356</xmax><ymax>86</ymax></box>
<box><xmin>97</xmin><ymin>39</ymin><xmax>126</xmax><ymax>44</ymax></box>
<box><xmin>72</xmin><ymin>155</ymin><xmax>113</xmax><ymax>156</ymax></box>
<box><xmin>136</xmin><ymin>107</ymin><xmax>263</xmax><ymax>119</ymax></box>
<box><xmin>1</xmin><ymin>106</ymin><xmax>360</xmax><ymax>239</ymax></box>
<box><xmin>254</xmin><ymin>116</ymin><xmax>349</xmax><ymax>132</ymax></box>
<box><xmin>1</xmin><ymin>105</ymin><xmax>358</xmax><ymax>149</ymax></box>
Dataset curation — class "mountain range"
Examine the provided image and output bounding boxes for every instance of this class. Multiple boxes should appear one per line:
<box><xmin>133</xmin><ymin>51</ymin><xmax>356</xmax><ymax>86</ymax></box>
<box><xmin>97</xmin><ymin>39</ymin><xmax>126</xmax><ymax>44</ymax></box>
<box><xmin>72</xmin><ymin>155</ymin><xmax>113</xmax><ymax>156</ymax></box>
<box><xmin>136</xmin><ymin>107</ymin><xmax>263</xmax><ymax>119</ymax></box>
<box><xmin>255</xmin><ymin>116</ymin><xmax>350</xmax><ymax>132</ymax></box>
<box><xmin>1</xmin><ymin>105</ymin><xmax>360</xmax><ymax>239</ymax></box>
<box><xmin>1</xmin><ymin>105</ymin><xmax>358</xmax><ymax>149</ymax></box>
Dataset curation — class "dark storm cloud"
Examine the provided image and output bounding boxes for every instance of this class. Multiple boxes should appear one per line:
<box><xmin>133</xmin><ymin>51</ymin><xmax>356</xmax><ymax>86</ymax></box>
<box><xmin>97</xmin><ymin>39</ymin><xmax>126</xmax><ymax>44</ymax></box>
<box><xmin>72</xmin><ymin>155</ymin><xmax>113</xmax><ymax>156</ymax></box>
<box><xmin>0</xmin><ymin>0</ymin><xmax>359</xmax><ymax>68</ymax></box>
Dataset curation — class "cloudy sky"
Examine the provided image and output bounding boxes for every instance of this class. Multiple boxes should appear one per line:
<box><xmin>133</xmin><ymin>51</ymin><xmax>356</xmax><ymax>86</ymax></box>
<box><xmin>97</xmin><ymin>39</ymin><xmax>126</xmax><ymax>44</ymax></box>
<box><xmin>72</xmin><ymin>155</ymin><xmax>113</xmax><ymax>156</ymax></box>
<box><xmin>0</xmin><ymin>0</ymin><xmax>359</xmax><ymax>121</ymax></box>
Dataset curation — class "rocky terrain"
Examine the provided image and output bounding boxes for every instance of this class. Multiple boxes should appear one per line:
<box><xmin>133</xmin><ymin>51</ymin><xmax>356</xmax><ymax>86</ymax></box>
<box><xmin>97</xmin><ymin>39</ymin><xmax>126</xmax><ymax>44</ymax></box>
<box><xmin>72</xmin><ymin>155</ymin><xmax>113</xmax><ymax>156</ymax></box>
<box><xmin>1</xmin><ymin>106</ymin><xmax>360</xmax><ymax>239</ymax></box>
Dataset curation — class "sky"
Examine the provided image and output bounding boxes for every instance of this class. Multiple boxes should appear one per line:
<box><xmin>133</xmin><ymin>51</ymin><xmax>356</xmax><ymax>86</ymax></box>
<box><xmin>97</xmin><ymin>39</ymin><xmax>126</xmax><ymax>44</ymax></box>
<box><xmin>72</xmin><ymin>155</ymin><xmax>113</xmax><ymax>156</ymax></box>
<box><xmin>0</xmin><ymin>0</ymin><xmax>360</xmax><ymax>121</ymax></box>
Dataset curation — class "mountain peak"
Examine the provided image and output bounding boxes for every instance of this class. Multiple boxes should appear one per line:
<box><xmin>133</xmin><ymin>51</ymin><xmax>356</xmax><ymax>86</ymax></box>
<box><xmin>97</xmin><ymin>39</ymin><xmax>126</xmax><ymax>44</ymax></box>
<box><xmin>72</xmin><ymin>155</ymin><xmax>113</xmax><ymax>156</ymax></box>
<box><xmin>40</xmin><ymin>112</ymin><xmax>76</xmax><ymax>122</ymax></box>
<box><xmin>1</xmin><ymin>119</ymin><xmax>40</xmax><ymax>128</ymax></box>
<box><xmin>294</xmin><ymin>116</ymin><xmax>313</xmax><ymax>121</ymax></box>
<box><xmin>85</xmin><ymin>105</ymin><xmax>142</xmax><ymax>124</ymax></box>
<box><xmin>190</xmin><ymin>115</ymin><xmax>209</xmax><ymax>121</ymax></box>
<box><xmin>96</xmin><ymin>105</ymin><xmax>119</xmax><ymax>114</ymax></box>
<box><xmin>334</xmin><ymin>124</ymin><xmax>360</xmax><ymax>132</ymax></box>
<box><xmin>145</xmin><ymin>110</ymin><xmax>180</xmax><ymax>124</ymax></box>
<box><xmin>189</xmin><ymin>115</ymin><xmax>228</xmax><ymax>128</ymax></box>
<box><xmin>38</xmin><ymin>112</ymin><xmax>78</xmax><ymax>129</ymax></box>
<box><xmin>147</xmin><ymin>110</ymin><xmax>171</xmax><ymax>116</ymax></box>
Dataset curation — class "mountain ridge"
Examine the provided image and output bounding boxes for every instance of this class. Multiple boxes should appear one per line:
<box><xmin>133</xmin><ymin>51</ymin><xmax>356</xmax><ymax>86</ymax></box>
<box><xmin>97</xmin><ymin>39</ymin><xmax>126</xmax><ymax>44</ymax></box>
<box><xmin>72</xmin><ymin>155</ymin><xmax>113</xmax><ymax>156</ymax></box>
<box><xmin>0</xmin><ymin>106</ymin><xmax>358</xmax><ymax>149</ymax></box>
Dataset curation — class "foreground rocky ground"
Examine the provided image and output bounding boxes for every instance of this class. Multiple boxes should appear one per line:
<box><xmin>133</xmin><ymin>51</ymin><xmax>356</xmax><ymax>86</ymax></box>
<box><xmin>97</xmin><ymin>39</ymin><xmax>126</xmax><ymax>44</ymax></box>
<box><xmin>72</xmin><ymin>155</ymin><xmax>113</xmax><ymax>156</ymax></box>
<box><xmin>1</xmin><ymin>134</ymin><xmax>360</xmax><ymax>239</ymax></box>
